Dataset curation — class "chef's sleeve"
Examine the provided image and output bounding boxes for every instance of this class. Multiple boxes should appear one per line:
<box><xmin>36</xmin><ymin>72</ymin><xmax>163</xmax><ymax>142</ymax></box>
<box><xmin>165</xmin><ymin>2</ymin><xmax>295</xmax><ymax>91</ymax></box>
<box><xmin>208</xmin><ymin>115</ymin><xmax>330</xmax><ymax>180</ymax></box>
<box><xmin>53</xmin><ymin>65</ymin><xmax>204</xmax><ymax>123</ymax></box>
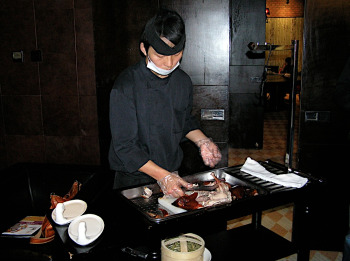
<box><xmin>109</xmin><ymin>86</ymin><xmax>149</xmax><ymax>173</ymax></box>
<box><xmin>182</xmin><ymin>82</ymin><xmax>200</xmax><ymax>137</ymax></box>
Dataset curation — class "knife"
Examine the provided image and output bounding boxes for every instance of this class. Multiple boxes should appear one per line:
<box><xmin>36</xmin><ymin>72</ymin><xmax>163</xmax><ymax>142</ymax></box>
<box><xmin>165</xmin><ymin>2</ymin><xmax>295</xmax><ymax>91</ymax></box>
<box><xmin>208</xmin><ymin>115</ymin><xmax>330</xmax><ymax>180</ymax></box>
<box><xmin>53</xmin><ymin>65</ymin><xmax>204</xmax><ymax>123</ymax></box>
<box><xmin>185</xmin><ymin>184</ymin><xmax>218</xmax><ymax>191</ymax></box>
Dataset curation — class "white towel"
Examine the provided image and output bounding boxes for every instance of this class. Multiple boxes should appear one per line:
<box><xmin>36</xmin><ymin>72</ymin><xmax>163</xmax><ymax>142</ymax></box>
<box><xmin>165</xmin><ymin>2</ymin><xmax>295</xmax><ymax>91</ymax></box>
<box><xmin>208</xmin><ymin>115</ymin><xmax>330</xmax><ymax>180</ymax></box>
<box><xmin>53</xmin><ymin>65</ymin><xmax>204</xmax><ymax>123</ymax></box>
<box><xmin>240</xmin><ymin>157</ymin><xmax>308</xmax><ymax>188</ymax></box>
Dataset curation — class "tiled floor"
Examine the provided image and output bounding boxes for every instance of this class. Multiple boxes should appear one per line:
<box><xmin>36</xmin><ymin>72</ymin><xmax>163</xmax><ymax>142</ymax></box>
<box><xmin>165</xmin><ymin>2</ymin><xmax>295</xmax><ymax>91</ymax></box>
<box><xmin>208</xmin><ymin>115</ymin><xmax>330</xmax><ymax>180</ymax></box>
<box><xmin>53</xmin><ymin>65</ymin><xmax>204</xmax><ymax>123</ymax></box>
<box><xmin>227</xmin><ymin>205</ymin><xmax>343</xmax><ymax>261</ymax></box>
<box><xmin>227</xmin><ymin>95</ymin><xmax>343</xmax><ymax>260</ymax></box>
<box><xmin>228</xmin><ymin>94</ymin><xmax>298</xmax><ymax>169</ymax></box>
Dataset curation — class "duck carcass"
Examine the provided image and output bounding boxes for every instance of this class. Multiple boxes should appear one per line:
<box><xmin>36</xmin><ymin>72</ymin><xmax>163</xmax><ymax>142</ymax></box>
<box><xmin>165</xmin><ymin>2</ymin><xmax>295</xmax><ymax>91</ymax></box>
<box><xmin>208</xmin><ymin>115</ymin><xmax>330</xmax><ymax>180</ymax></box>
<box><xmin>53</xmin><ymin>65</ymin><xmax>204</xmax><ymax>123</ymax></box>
<box><xmin>173</xmin><ymin>172</ymin><xmax>232</xmax><ymax>209</ymax></box>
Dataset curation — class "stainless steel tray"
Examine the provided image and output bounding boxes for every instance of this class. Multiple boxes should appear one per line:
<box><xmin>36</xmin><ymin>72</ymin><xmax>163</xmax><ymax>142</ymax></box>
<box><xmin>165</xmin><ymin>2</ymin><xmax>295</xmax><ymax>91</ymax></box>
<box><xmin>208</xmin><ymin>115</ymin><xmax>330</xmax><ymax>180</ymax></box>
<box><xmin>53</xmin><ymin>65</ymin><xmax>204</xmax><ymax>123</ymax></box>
<box><xmin>118</xmin><ymin>168</ymin><xmax>267</xmax><ymax>224</ymax></box>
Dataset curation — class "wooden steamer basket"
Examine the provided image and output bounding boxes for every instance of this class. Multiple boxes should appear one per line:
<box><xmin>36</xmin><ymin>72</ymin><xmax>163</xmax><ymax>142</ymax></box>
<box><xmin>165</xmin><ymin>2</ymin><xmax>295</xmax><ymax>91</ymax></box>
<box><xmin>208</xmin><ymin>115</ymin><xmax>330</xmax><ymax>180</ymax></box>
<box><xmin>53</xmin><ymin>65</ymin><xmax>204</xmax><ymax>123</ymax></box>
<box><xmin>161</xmin><ymin>233</ymin><xmax>205</xmax><ymax>261</ymax></box>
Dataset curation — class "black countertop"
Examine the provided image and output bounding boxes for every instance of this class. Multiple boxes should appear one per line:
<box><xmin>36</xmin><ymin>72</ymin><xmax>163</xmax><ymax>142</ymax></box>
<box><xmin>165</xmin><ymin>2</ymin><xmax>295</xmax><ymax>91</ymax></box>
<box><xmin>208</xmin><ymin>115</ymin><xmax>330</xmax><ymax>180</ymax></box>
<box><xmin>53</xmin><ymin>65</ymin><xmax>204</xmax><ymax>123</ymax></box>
<box><xmin>2</xmin><ymin>161</ymin><xmax>322</xmax><ymax>261</ymax></box>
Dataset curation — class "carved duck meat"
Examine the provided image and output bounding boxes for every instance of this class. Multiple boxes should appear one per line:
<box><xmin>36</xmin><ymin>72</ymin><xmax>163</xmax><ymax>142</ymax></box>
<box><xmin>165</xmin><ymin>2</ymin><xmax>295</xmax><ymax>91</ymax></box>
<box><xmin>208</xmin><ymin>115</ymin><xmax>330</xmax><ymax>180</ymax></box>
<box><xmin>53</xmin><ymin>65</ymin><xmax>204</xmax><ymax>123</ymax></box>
<box><xmin>172</xmin><ymin>192</ymin><xmax>203</xmax><ymax>210</ymax></box>
<box><xmin>171</xmin><ymin>172</ymin><xmax>259</xmax><ymax>211</ymax></box>
<box><xmin>196</xmin><ymin>172</ymin><xmax>232</xmax><ymax>207</ymax></box>
<box><xmin>173</xmin><ymin>172</ymin><xmax>232</xmax><ymax>210</ymax></box>
<box><xmin>210</xmin><ymin>172</ymin><xmax>231</xmax><ymax>192</ymax></box>
<box><xmin>230</xmin><ymin>186</ymin><xmax>258</xmax><ymax>200</ymax></box>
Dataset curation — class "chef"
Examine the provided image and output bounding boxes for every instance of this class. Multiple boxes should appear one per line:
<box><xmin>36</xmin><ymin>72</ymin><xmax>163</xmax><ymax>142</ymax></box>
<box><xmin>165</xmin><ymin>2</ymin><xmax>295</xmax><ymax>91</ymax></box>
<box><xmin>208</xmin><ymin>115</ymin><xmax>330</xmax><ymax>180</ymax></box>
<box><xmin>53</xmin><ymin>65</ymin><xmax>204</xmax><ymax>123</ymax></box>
<box><xmin>109</xmin><ymin>8</ymin><xmax>221</xmax><ymax>198</ymax></box>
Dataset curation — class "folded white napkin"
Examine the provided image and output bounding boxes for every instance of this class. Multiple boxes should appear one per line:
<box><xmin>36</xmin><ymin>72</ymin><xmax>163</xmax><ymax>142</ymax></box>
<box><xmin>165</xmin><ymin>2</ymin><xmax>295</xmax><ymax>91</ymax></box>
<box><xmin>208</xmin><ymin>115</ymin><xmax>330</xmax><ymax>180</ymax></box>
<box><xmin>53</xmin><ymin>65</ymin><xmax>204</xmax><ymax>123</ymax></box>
<box><xmin>240</xmin><ymin>157</ymin><xmax>308</xmax><ymax>188</ymax></box>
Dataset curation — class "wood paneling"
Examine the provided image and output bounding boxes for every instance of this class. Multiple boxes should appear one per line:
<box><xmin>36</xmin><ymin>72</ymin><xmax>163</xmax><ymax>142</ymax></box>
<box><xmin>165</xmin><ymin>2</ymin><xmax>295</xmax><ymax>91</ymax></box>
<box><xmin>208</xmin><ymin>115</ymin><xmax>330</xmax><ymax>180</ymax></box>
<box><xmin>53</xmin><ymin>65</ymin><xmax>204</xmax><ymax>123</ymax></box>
<box><xmin>299</xmin><ymin>0</ymin><xmax>350</xmax><ymax>176</ymax></box>
<box><xmin>162</xmin><ymin>0</ymin><xmax>230</xmax><ymax>168</ymax></box>
<box><xmin>229</xmin><ymin>65</ymin><xmax>265</xmax><ymax>94</ymax></box>
<box><xmin>229</xmin><ymin>93</ymin><xmax>264</xmax><ymax>148</ymax></box>
<box><xmin>93</xmin><ymin>0</ymin><xmax>159</xmax><ymax>166</ymax></box>
<box><xmin>193</xmin><ymin>85</ymin><xmax>229</xmax><ymax>143</ymax></box>
<box><xmin>297</xmin><ymin>2</ymin><xmax>350</xmax><ymax>251</ymax></box>
<box><xmin>265</xmin><ymin>18</ymin><xmax>304</xmax><ymax>72</ymax></box>
<box><xmin>231</xmin><ymin>0</ymin><xmax>266</xmax><ymax>66</ymax></box>
<box><xmin>162</xmin><ymin>0</ymin><xmax>230</xmax><ymax>86</ymax></box>
<box><xmin>229</xmin><ymin>0</ymin><xmax>266</xmax><ymax>149</ymax></box>
<box><xmin>0</xmin><ymin>0</ymin><xmax>100</xmax><ymax>167</ymax></box>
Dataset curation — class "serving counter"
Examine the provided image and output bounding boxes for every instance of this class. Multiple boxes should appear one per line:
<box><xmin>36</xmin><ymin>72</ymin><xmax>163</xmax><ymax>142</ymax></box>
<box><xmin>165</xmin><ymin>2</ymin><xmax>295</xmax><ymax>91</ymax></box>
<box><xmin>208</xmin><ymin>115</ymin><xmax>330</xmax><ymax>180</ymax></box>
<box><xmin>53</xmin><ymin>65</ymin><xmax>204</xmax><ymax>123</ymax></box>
<box><xmin>45</xmin><ymin>160</ymin><xmax>322</xmax><ymax>261</ymax></box>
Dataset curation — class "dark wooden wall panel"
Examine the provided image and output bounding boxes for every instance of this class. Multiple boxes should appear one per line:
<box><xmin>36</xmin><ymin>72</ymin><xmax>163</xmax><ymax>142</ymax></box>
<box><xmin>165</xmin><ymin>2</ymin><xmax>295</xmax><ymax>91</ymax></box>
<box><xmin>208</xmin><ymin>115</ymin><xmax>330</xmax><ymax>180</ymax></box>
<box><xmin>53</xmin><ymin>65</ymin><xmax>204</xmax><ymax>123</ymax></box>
<box><xmin>229</xmin><ymin>93</ymin><xmax>264</xmax><ymax>148</ymax></box>
<box><xmin>0</xmin><ymin>0</ymin><xmax>100</xmax><ymax>168</ymax></box>
<box><xmin>162</xmin><ymin>0</ymin><xmax>230</xmax><ymax>168</ymax></box>
<box><xmin>193</xmin><ymin>85</ymin><xmax>229</xmax><ymax>143</ymax></box>
<box><xmin>299</xmin><ymin>0</ymin><xmax>350</xmax><ymax>177</ymax></box>
<box><xmin>93</xmin><ymin>0</ymin><xmax>159</xmax><ymax>166</ymax></box>
<box><xmin>298</xmin><ymin>0</ymin><xmax>350</xmax><ymax>251</ymax></box>
<box><xmin>229</xmin><ymin>66</ymin><xmax>265</xmax><ymax>93</ymax></box>
<box><xmin>229</xmin><ymin>0</ymin><xmax>266</xmax><ymax>148</ymax></box>
<box><xmin>231</xmin><ymin>0</ymin><xmax>266</xmax><ymax>66</ymax></box>
<box><xmin>162</xmin><ymin>0</ymin><xmax>229</xmax><ymax>86</ymax></box>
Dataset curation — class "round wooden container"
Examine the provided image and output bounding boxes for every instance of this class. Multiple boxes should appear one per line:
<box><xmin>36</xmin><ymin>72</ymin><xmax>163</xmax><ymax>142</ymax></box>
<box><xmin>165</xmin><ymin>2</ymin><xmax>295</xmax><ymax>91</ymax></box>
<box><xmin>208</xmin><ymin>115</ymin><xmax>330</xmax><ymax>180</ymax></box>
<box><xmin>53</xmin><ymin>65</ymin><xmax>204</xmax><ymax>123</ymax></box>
<box><xmin>161</xmin><ymin>233</ymin><xmax>205</xmax><ymax>261</ymax></box>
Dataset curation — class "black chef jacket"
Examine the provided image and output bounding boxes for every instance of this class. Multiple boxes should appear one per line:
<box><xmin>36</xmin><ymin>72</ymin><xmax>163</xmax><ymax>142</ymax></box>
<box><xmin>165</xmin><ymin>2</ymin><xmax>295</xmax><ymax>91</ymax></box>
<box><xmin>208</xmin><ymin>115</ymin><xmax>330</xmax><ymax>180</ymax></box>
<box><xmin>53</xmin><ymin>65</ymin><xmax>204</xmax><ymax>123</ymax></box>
<box><xmin>108</xmin><ymin>59</ymin><xmax>199</xmax><ymax>179</ymax></box>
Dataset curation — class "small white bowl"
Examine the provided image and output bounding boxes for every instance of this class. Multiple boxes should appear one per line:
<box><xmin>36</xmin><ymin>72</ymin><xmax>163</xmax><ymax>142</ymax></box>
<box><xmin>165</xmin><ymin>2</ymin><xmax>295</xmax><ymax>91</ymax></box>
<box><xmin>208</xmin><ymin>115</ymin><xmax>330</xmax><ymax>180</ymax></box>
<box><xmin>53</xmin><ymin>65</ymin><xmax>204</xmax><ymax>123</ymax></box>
<box><xmin>51</xmin><ymin>199</ymin><xmax>87</xmax><ymax>225</ymax></box>
<box><xmin>68</xmin><ymin>214</ymin><xmax>104</xmax><ymax>246</ymax></box>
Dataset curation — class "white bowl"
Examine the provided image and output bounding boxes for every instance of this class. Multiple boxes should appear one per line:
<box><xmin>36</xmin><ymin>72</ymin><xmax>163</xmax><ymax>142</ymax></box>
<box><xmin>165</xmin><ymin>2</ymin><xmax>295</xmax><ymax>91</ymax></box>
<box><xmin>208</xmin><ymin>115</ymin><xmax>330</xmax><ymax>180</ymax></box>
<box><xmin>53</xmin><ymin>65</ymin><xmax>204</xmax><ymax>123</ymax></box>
<box><xmin>68</xmin><ymin>214</ymin><xmax>104</xmax><ymax>246</ymax></box>
<box><xmin>51</xmin><ymin>199</ymin><xmax>87</xmax><ymax>225</ymax></box>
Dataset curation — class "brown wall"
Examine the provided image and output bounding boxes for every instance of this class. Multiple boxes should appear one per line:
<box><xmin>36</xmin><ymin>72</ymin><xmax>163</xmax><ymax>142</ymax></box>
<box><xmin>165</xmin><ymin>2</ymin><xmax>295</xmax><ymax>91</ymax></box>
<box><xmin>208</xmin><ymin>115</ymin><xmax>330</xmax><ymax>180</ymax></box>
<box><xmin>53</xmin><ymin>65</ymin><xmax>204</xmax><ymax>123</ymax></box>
<box><xmin>266</xmin><ymin>0</ymin><xmax>304</xmax><ymax>18</ymax></box>
<box><xmin>0</xmin><ymin>0</ymin><xmax>99</xmax><ymax>168</ymax></box>
<box><xmin>266</xmin><ymin>0</ymin><xmax>304</xmax><ymax>73</ymax></box>
<box><xmin>265</xmin><ymin>18</ymin><xmax>304</xmax><ymax>72</ymax></box>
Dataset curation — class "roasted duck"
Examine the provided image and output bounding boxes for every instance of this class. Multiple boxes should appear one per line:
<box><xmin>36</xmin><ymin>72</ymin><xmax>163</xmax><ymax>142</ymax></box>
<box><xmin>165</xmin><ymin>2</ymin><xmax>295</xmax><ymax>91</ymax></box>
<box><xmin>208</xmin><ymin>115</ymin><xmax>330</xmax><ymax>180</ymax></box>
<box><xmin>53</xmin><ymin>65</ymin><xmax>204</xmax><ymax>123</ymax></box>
<box><xmin>173</xmin><ymin>172</ymin><xmax>232</xmax><ymax>209</ymax></box>
<box><xmin>172</xmin><ymin>192</ymin><xmax>203</xmax><ymax>210</ymax></box>
<box><xmin>230</xmin><ymin>185</ymin><xmax>258</xmax><ymax>200</ymax></box>
<box><xmin>172</xmin><ymin>172</ymin><xmax>258</xmax><ymax>210</ymax></box>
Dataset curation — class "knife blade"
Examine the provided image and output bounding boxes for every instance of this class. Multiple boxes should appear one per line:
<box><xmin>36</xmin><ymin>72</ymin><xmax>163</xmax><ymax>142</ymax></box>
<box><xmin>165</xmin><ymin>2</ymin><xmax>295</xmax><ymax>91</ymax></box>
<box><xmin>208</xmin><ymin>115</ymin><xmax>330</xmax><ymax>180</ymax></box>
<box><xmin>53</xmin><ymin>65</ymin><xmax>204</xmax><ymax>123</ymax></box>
<box><xmin>185</xmin><ymin>184</ymin><xmax>218</xmax><ymax>191</ymax></box>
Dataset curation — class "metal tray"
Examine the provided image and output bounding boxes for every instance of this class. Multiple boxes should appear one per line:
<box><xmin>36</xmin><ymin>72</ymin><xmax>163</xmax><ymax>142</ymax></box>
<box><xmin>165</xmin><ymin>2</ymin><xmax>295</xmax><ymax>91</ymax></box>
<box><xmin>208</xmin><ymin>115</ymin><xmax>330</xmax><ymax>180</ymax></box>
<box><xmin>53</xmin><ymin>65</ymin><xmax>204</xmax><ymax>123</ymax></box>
<box><xmin>118</xmin><ymin>168</ymin><xmax>268</xmax><ymax>224</ymax></box>
<box><xmin>225</xmin><ymin>160</ymin><xmax>316</xmax><ymax>194</ymax></box>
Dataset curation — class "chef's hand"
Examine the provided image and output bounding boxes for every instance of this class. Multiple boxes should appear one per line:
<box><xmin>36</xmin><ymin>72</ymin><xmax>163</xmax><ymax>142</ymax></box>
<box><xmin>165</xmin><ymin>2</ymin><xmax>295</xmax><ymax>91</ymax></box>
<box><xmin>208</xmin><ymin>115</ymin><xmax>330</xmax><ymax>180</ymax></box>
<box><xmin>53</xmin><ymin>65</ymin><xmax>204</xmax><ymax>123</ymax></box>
<box><xmin>157</xmin><ymin>172</ymin><xmax>192</xmax><ymax>198</ymax></box>
<box><xmin>195</xmin><ymin>138</ymin><xmax>222</xmax><ymax>168</ymax></box>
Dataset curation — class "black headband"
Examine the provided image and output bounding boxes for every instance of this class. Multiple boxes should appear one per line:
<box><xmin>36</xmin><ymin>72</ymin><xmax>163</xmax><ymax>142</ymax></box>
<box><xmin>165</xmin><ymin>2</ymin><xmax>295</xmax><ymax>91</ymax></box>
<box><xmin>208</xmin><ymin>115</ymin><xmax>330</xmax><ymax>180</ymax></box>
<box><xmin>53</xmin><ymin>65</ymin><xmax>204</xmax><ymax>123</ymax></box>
<box><xmin>144</xmin><ymin>17</ymin><xmax>186</xmax><ymax>55</ymax></box>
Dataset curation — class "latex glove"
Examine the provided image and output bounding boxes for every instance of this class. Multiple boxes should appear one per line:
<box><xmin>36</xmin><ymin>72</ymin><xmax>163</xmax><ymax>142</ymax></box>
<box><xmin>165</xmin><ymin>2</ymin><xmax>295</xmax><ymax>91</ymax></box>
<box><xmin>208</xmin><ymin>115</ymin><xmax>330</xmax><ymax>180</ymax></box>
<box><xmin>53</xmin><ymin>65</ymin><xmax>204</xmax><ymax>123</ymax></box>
<box><xmin>157</xmin><ymin>172</ymin><xmax>192</xmax><ymax>198</ymax></box>
<box><xmin>195</xmin><ymin>138</ymin><xmax>222</xmax><ymax>168</ymax></box>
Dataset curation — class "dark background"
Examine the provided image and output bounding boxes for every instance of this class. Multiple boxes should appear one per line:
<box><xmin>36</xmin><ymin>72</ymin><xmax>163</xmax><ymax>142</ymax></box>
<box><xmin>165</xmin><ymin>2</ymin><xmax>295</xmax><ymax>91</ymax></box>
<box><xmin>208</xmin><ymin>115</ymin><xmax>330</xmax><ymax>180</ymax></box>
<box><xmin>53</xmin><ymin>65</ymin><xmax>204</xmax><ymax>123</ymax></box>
<box><xmin>0</xmin><ymin>0</ymin><xmax>349</xmax><ymax>181</ymax></box>
<box><xmin>0</xmin><ymin>0</ymin><xmax>349</xmax><ymax>253</ymax></box>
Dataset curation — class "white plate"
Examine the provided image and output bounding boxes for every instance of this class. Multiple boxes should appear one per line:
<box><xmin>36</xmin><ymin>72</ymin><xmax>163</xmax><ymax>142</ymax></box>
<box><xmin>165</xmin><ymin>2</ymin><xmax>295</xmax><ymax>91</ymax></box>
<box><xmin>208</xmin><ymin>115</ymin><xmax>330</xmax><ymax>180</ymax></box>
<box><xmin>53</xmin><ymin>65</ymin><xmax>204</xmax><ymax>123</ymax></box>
<box><xmin>68</xmin><ymin>214</ymin><xmax>104</xmax><ymax>246</ymax></box>
<box><xmin>52</xmin><ymin>199</ymin><xmax>87</xmax><ymax>225</ymax></box>
<box><xmin>204</xmin><ymin>248</ymin><xmax>212</xmax><ymax>261</ymax></box>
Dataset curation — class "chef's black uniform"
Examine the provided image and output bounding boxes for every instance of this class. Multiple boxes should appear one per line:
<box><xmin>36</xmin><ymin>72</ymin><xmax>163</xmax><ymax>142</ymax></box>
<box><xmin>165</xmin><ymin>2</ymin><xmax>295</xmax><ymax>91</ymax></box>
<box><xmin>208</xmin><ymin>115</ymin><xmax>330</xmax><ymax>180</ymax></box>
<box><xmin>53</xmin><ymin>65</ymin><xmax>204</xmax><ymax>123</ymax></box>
<box><xmin>109</xmin><ymin>59</ymin><xmax>199</xmax><ymax>188</ymax></box>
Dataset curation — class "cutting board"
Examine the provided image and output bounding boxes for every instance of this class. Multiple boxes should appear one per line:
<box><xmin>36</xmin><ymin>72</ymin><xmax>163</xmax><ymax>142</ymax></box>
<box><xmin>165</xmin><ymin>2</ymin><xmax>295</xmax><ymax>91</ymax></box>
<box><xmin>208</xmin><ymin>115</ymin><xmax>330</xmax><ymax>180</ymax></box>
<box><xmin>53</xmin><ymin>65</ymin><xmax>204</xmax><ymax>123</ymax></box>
<box><xmin>158</xmin><ymin>196</ymin><xmax>187</xmax><ymax>214</ymax></box>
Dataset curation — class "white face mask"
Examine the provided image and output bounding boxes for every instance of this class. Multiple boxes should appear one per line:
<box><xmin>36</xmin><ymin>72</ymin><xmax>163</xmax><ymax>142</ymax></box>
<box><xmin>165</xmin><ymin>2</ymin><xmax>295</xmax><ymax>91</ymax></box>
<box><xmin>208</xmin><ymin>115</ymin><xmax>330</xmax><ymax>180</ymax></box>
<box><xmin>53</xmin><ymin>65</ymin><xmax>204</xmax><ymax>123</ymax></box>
<box><xmin>146</xmin><ymin>56</ymin><xmax>180</xmax><ymax>76</ymax></box>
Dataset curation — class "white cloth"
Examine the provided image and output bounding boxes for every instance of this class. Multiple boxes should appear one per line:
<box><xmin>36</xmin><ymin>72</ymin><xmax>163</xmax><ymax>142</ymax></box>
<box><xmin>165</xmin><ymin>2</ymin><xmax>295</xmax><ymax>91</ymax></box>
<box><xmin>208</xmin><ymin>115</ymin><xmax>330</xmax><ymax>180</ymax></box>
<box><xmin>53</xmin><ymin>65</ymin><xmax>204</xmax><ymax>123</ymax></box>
<box><xmin>240</xmin><ymin>157</ymin><xmax>308</xmax><ymax>188</ymax></box>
